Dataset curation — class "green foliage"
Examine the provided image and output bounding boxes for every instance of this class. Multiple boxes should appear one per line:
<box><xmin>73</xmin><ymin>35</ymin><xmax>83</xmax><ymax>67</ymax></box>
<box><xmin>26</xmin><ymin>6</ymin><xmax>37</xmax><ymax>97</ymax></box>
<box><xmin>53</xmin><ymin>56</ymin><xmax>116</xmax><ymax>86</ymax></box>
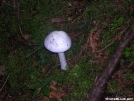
<box><xmin>123</xmin><ymin>47</ymin><xmax>134</xmax><ymax>57</ymax></box>
<box><xmin>52</xmin><ymin>58</ymin><xmax>95</xmax><ymax>100</ymax></box>
<box><xmin>83</xmin><ymin>0</ymin><xmax>113</xmax><ymax>20</ymax></box>
<box><xmin>108</xmin><ymin>80</ymin><xmax>118</xmax><ymax>92</ymax></box>
<box><xmin>66</xmin><ymin>65</ymin><xmax>94</xmax><ymax>100</ymax></box>
<box><xmin>30</xmin><ymin>77</ymin><xmax>53</xmax><ymax>98</ymax></box>
<box><xmin>123</xmin><ymin>0</ymin><xmax>132</xmax><ymax>7</ymax></box>
<box><xmin>2</xmin><ymin>48</ymin><xmax>38</xmax><ymax>94</ymax></box>
<box><xmin>124</xmin><ymin>72</ymin><xmax>134</xmax><ymax>81</ymax></box>
<box><xmin>0</xmin><ymin>0</ymin><xmax>70</xmax><ymax>98</ymax></box>
<box><xmin>18</xmin><ymin>95</ymin><xmax>27</xmax><ymax>101</ymax></box>
<box><xmin>109</xmin><ymin>16</ymin><xmax>125</xmax><ymax>31</ymax></box>
<box><xmin>0</xmin><ymin>0</ymin><xmax>134</xmax><ymax>100</ymax></box>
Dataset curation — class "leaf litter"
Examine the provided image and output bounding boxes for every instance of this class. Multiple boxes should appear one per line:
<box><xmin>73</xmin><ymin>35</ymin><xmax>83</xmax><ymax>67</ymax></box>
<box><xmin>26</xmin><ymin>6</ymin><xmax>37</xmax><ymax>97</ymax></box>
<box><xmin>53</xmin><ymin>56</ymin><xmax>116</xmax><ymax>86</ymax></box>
<box><xmin>0</xmin><ymin>65</ymin><xmax>5</xmax><ymax>76</ymax></box>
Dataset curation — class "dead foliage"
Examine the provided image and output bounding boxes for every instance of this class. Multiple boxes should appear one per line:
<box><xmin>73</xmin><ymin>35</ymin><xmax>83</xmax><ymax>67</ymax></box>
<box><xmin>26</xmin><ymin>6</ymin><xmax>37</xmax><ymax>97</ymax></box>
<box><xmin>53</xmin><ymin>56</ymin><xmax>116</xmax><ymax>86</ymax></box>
<box><xmin>0</xmin><ymin>65</ymin><xmax>5</xmax><ymax>76</ymax></box>
<box><xmin>85</xmin><ymin>29</ymin><xmax>134</xmax><ymax>101</ymax></box>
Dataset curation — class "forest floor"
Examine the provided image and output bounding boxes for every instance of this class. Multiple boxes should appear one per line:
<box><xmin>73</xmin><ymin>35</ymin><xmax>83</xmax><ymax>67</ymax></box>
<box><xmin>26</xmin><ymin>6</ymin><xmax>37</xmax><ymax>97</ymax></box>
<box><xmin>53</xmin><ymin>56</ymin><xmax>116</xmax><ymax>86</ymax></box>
<box><xmin>0</xmin><ymin>0</ymin><xmax>134</xmax><ymax>101</ymax></box>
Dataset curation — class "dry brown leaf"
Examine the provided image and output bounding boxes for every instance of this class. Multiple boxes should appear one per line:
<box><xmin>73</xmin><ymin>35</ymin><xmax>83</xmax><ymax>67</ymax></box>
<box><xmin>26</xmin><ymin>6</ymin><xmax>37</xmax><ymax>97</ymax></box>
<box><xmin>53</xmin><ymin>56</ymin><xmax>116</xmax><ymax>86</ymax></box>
<box><xmin>51</xmin><ymin>80</ymin><xmax>57</xmax><ymax>86</ymax></box>
<box><xmin>66</xmin><ymin>2</ymin><xmax>72</xmax><ymax>7</ymax></box>
<box><xmin>89</xmin><ymin>32</ymin><xmax>100</xmax><ymax>53</ymax></box>
<box><xmin>21</xmin><ymin>34</ymin><xmax>30</xmax><ymax>40</ymax></box>
<box><xmin>114</xmin><ymin>35</ymin><xmax>122</xmax><ymax>41</ymax></box>
<box><xmin>51</xmin><ymin>17</ymin><xmax>63</xmax><ymax>23</ymax></box>
<box><xmin>67</xmin><ymin>17</ymin><xmax>72</xmax><ymax>21</ymax></box>
<box><xmin>0</xmin><ymin>65</ymin><xmax>5</xmax><ymax>75</ymax></box>
<box><xmin>14</xmin><ymin>35</ymin><xmax>35</xmax><ymax>49</ymax></box>
<box><xmin>89</xmin><ymin>31</ymin><xmax>107</xmax><ymax>61</ymax></box>
<box><xmin>49</xmin><ymin>85</ymin><xmax>65</xmax><ymax>99</ymax></box>
<box><xmin>50</xmin><ymin>85</ymin><xmax>57</xmax><ymax>92</ymax></box>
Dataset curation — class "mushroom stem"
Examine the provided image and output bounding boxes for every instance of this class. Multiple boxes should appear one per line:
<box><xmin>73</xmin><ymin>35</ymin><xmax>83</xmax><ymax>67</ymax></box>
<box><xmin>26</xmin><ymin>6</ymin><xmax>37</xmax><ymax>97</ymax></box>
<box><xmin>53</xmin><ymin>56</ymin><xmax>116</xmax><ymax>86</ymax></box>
<box><xmin>58</xmin><ymin>52</ymin><xmax>67</xmax><ymax>70</ymax></box>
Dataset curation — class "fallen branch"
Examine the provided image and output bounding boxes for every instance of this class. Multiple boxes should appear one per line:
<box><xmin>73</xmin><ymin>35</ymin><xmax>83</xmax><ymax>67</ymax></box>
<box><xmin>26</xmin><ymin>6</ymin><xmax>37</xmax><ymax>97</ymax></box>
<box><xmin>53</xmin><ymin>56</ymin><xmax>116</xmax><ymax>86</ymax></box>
<box><xmin>85</xmin><ymin>28</ymin><xmax>134</xmax><ymax>101</ymax></box>
<box><xmin>0</xmin><ymin>73</ymin><xmax>10</xmax><ymax>92</ymax></box>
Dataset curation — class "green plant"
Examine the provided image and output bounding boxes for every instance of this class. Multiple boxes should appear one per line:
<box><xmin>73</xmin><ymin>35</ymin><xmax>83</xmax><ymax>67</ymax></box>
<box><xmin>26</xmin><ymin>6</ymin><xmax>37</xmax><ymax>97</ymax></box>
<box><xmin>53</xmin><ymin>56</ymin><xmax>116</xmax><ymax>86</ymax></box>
<box><xmin>109</xmin><ymin>16</ymin><xmax>124</xmax><ymax>30</ymax></box>
<box><xmin>123</xmin><ymin>47</ymin><xmax>134</xmax><ymax>57</ymax></box>
<box><xmin>30</xmin><ymin>77</ymin><xmax>53</xmax><ymax>98</ymax></box>
<box><xmin>125</xmin><ymin>72</ymin><xmax>134</xmax><ymax>81</ymax></box>
<box><xmin>1</xmin><ymin>0</ymin><xmax>134</xmax><ymax>100</ymax></box>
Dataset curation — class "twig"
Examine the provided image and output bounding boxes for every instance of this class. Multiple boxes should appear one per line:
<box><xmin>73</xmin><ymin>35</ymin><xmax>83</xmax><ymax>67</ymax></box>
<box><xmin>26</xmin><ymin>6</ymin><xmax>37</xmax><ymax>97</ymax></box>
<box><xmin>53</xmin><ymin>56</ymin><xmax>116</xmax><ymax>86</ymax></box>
<box><xmin>96</xmin><ymin>27</ymin><xmax>128</xmax><ymax>53</ymax></box>
<box><xmin>127</xmin><ymin>61</ymin><xmax>134</xmax><ymax>68</ymax></box>
<box><xmin>2</xmin><ymin>0</ymin><xmax>23</xmax><ymax>35</ymax></box>
<box><xmin>25</xmin><ymin>45</ymin><xmax>43</xmax><ymax>58</ymax></box>
<box><xmin>96</xmin><ymin>41</ymin><xmax>114</xmax><ymax>53</ymax></box>
<box><xmin>85</xmin><ymin>29</ymin><xmax>134</xmax><ymax>101</ymax></box>
<box><xmin>13</xmin><ymin>0</ymin><xmax>23</xmax><ymax>34</ymax></box>
<box><xmin>0</xmin><ymin>73</ymin><xmax>10</xmax><ymax>92</ymax></box>
<box><xmin>64</xmin><ymin>15</ymin><xmax>83</xmax><ymax>28</ymax></box>
<box><xmin>2</xmin><ymin>0</ymin><xmax>14</xmax><ymax>7</ymax></box>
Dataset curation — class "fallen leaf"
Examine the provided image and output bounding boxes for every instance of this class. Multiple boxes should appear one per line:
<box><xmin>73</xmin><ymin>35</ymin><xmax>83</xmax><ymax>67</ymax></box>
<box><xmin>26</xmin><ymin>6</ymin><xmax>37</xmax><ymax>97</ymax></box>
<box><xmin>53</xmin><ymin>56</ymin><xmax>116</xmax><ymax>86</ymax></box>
<box><xmin>89</xmin><ymin>31</ymin><xmax>107</xmax><ymax>61</ymax></box>
<box><xmin>21</xmin><ymin>34</ymin><xmax>30</xmax><ymax>40</ymax></box>
<box><xmin>67</xmin><ymin>17</ymin><xmax>72</xmax><ymax>21</ymax></box>
<box><xmin>73</xmin><ymin>1</ymin><xmax>80</xmax><ymax>7</ymax></box>
<box><xmin>50</xmin><ymin>85</ymin><xmax>57</xmax><ymax>92</ymax></box>
<box><xmin>14</xmin><ymin>35</ymin><xmax>35</xmax><ymax>49</ymax></box>
<box><xmin>51</xmin><ymin>17</ymin><xmax>63</xmax><ymax>23</ymax></box>
<box><xmin>51</xmin><ymin>80</ymin><xmax>57</xmax><ymax>86</ymax></box>
<box><xmin>0</xmin><ymin>65</ymin><xmax>5</xmax><ymax>75</ymax></box>
<box><xmin>66</xmin><ymin>2</ymin><xmax>72</xmax><ymax>7</ymax></box>
<box><xmin>49</xmin><ymin>85</ymin><xmax>65</xmax><ymax>99</ymax></box>
<box><xmin>114</xmin><ymin>35</ymin><xmax>122</xmax><ymax>41</ymax></box>
<box><xmin>89</xmin><ymin>32</ymin><xmax>100</xmax><ymax>53</ymax></box>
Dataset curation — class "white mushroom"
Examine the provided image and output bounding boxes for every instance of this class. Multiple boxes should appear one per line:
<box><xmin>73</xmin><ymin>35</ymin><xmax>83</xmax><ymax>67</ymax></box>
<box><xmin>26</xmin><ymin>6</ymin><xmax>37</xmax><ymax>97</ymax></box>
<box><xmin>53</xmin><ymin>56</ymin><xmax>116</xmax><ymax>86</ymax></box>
<box><xmin>44</xmin><ymin>31</ymin><xmax>71</xmax><ymax>70</ymax></box>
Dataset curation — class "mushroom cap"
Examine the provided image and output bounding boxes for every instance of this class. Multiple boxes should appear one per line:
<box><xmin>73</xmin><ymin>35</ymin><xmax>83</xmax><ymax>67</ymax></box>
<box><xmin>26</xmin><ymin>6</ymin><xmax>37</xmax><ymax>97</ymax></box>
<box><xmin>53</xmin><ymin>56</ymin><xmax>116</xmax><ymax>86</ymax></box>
<box><xmin>44</xmin><ymin>31</ymin><xmax>71</xmax><ymax>53</ymax></box>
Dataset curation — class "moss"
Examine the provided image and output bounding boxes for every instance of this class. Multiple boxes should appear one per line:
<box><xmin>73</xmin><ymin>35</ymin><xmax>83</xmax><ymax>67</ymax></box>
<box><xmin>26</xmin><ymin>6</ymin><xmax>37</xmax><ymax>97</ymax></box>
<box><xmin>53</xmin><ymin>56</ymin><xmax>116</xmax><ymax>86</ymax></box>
<box><xmin>0</xmin><ymin>0</ymin><xmax>134</xmax><ymax>100</ymax></box>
